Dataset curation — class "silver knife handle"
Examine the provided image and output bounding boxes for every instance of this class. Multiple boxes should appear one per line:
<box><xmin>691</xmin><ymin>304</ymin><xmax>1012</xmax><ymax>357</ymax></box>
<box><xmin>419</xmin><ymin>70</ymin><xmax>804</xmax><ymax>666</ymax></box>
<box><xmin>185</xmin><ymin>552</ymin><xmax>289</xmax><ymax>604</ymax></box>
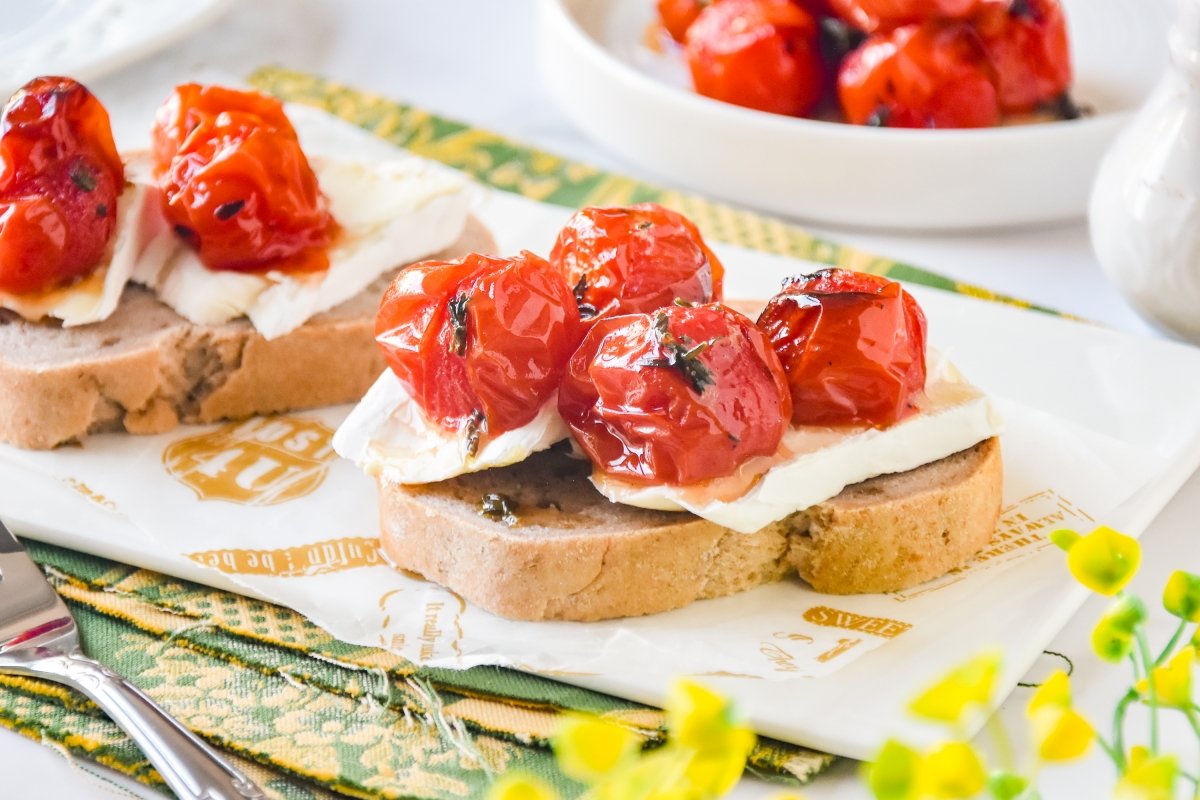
<box><xmin>47</xmin><ymin>651</ymin><xmax>266</xmax><ymax>800</ymax></box>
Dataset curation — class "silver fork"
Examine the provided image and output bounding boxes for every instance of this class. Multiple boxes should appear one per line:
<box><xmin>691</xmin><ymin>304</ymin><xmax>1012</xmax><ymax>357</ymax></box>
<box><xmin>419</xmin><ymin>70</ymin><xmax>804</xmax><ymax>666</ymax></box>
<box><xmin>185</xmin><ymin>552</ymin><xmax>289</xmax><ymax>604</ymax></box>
<box><xmin>0</xmin><ymin>520</ymin><xmax>266</xmax><ymax>799</ymax></box>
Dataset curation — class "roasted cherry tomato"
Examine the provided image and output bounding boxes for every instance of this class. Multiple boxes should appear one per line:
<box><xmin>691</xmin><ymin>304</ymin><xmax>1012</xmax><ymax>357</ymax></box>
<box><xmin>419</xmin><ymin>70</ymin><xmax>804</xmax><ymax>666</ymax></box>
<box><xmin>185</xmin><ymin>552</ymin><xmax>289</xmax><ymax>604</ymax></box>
<box><xmin>686</xmin><ymin>0</ymin><xmax>825</xmax><ymax>116</ymax></box>
<box><xmin>829</xmin><ymin>0</ymin><xmax>993</xmax><ymax>32</ymax></box>
<box><xmin>973</xmin><ymin>0</ymin><xmax>1072</xmax><ymax>113</ymax></box>
<box><xmin>549</xmin><ymin>203</ymin><xmax>724</xmax><ymax>323</ymax></box>
<box><xmin>658</xmin><ymin>0</ymin><xmax>712</xmax><ymax>42</ymax></box>
<box><xmin>151</xmin><ymin>84</ymin><xmax>335</xmax><ymax>273</ymax></box>
<box><xmin>757</xmin><ymin>269</ymin><xmax>927</xmax><ymax>427</ymax></box>
<box><xmin>559</xmin><ymin>303</ymin><xmax>791</xmax><ymax>486</ymax></box>
<box><xmin>375</xmin><ymin>251</ymin><xmax>584</xmax><ymax>446</ymax></box>
<box><xmin>838</xmin><ymin>21</ymin><xmax>1000</xmax><ymax>128</ymax></box>
<box><xmin>660</xmin><ymin>0</ymin><xmax>831</xmax><ymax>44</ymax></box>
<box><xmin>0</xmin><ymin>77</ymin><xmax>123</xmax><ymax>295</ymax></box>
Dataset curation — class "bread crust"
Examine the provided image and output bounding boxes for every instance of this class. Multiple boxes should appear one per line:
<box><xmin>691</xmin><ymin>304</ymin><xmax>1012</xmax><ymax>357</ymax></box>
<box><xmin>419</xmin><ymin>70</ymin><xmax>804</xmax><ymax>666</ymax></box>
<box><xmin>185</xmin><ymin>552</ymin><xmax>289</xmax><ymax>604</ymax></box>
<box><xmin>378</xmin><ymin>437</ymin><xmax>1003</xmax><ymax>620</ymax></box>
<box><xmin>0</xmin><ymin>216</ymin><xmax>496</xmax><ymax>449</ymax></box>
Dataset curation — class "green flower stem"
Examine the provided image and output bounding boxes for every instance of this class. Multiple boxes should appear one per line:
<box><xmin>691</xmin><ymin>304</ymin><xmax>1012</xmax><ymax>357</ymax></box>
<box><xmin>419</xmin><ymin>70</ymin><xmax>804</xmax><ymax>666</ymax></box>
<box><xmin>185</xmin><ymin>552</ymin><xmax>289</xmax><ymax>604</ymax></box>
<box><xmin>1135</xmin><ymin>627</ymin><xmax>1160</xmax><ymax>755</ymax></box>
<box><xmin>1112</xmin><ymin>690</ymin><xmax>1138</xmax><ymax>771</ymax></box>
<box><xmin>1155</xmin><ymin>619</ymin><xmax>1190</xmax><ymax>667</ymax></box>
<box><xmin>986</xmin><ymin>711</ymin><xmax>1017</xmax><ymax>773</ymax></box>
<box><xmin>1187</xmin><ymin>704</ymin><xmax>1200</xmax><ymax>789</ymax></box>
<box><xmin>1113</xmin><ymin>644</ymin><xmax>1144</xmax><ymax>774</ymax></box>
<box><xmin>1093</xmin><ymin>732</ymin><xmax>1122</xmax><ymax>769</ymax></box>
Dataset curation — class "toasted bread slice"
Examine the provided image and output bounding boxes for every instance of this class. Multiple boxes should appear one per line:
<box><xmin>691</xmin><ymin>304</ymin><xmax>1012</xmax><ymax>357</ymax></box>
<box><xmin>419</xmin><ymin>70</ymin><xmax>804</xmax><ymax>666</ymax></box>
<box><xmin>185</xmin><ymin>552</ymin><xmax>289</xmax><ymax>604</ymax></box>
<box><xmin>378</xmin><ymin>437</ymin><xmax>1003</xmax><ymax>621</ymax></box>
<box><xmin>0</xmin><ymin>216</ymin><xmax>495</xmax><ymax>449</ymax></box>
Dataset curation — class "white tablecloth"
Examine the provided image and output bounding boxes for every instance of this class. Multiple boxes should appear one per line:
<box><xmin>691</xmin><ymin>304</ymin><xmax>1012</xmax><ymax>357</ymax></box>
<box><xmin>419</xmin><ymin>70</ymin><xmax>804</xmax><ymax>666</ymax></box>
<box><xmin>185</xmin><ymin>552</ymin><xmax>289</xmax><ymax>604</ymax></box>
<box><xmin>0</xmin><ymin>2</ymin><xmax>1187</xmax><ymax>798</ymax></box>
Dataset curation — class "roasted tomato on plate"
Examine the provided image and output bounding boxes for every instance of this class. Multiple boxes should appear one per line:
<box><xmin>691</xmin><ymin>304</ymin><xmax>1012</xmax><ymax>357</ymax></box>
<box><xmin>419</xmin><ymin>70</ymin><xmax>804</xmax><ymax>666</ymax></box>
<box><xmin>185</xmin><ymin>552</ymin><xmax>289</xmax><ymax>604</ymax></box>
<box><xmin>653</xmin><ymin>0</ymin><xmax>1077</xmax><ymax>130</ymax></box>
<box><xmin>757</xmin><ymin>268</ymin><xmax>927</xmax><ymax>426</ymax></box>
<box><xmin>559</xmin><ymin>302</ymin><xmax>792</xmax><ymax>485</ymax></box>
<box><xmin>829</xmin><ymin>0</ymin><xmax>996</xmax><ymax>32</ymax></box>
<box><xmin>685</xmin><ymin>0</ymin><xmax>826</xmax><ymax>116</ymax></box>
<box><xmin>838</xmin><ymin>20</ymin><xmax>1000</xmax><ymax>128</ymax></box>
<box><xmin>973</xmin><ymin>0</ymin><xmax>1072</xmax><ymax>113</ymax></box>
<box><xmin>375</xmin><ymin>251</ymin><xmax>584</xmax><ymax>451</ymax></box>
<box><xmin>0</xmin><ymin>77</ymin><xmax>123</xmax><ymax>295</ymax></box>
<box><xmin>550</xmin><ymin>203</ymin><xmax>724</xmax><ymax>322</ymax></box>
<box><xmin>152</xmin><ymin>84</ymin><xmax>336</xmax><ymax>273</ymax></box>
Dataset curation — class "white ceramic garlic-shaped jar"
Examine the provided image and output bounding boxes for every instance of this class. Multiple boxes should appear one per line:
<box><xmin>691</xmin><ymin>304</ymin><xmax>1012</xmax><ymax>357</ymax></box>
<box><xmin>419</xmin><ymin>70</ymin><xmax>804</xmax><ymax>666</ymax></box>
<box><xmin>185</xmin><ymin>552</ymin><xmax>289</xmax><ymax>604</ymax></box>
<box><xmin>1090</xmin><ymin>0</ymin><xmax>1200</xmax><ymax>342</ymax></box>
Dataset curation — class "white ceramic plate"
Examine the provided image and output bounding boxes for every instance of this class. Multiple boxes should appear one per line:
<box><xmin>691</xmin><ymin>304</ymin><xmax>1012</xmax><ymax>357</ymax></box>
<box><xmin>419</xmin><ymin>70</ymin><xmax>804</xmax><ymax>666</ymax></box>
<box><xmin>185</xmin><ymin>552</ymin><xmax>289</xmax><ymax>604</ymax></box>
<box><xmin>538</xmin><ymin>0</ymin><xmax>1172</xmax><ymax>230</ymax></box>
<box><xmin>0</xmin><ymin>0</ymin><xmax>234</xmax><ymax>97</ymax></box>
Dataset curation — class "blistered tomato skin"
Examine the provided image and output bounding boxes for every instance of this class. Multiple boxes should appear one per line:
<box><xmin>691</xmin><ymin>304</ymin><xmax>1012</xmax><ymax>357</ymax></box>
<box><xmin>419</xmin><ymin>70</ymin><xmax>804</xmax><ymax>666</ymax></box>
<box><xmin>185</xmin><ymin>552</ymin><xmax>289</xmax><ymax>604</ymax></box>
<box><xmin>830</xmin><ymin>0</ymin><xmax>994</xmax><ymax>32</ymax></box>
<box><xmin>685</xmin><ymin>0</ymin><xmax>825</xmax><ymax>117</ymax></box>
<box><xmin>0</xmin><ymin>77</ymin><xmax>123</xmax><ymax>294</ymax></box>
<box><xmin>375</xmin><ymin>252</ymin><xmax>584</xmax><ymax>445</ymax></box>
<box><xmin>838</xmin><ymin>21</ymin><xmax>1000</xmax><ymax>128</ymax></box>
<box><xmin>559</xmin><ymin>303</ymin><xmax>792</xmax><ymax>486</ymax></box>
<box><xmin>549</xmin><ymin>203</ymin><xmax>724</xmax><ymax>322</ymax></box>
<box><xmin>757</xmin><ymin>269</ymin><xmax>927</xmax><ymax>427</ymax></box>
<box><xmin>151</xmin><ymin>84</ymin><xmax>335</xmax><ymax>273</ymax></box>
<box><xmin>973</xmin><ymin>0</ymin><xmax>1072</xmax><ymax>113</ymax></box>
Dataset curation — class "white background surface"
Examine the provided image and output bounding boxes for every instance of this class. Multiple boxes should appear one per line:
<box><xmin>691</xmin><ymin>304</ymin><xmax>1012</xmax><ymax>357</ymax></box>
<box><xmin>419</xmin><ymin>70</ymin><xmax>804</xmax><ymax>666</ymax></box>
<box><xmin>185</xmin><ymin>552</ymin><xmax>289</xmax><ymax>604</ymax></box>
<box><xmin>0</xmin><ymin>1</ymin><xmax>1193</xmax><ymax>798</ymax></box>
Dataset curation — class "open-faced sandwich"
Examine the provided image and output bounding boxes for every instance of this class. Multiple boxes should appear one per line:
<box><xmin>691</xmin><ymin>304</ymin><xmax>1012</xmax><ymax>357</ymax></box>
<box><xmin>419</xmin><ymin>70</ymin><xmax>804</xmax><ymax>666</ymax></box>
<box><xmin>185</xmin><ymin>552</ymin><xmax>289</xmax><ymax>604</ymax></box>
<box><xmin>0</xmin><ymin>77</ymin><xmax>492</xmax><ymax>449</ymax></box>
<box><xmin>336</xmin><ymin>203</ymin><xmax>1004</xmax><ymax>621</ymax></box>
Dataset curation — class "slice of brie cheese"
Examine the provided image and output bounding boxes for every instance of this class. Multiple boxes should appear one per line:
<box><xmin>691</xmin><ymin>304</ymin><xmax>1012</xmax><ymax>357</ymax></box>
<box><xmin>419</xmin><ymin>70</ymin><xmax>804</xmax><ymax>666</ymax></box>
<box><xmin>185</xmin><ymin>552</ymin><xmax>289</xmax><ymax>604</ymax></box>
<box><xmin>0</xmin><ymin>157</ymin><xmax>172</xmax><ymax>326</ymax></box>
<box><xmin>133</xmin><ymin>155</ymin><xmax>471</xmax><ymax>340</ymax></box>
<box><xmin>333</xmin><ymin>370</ymin><xmax>568</xmax><ymax>485</ymax></box>
<box><xmin>591</xmin><ymin>356</ymin><xmax>1003</xmax><ymax>534</ymax></box>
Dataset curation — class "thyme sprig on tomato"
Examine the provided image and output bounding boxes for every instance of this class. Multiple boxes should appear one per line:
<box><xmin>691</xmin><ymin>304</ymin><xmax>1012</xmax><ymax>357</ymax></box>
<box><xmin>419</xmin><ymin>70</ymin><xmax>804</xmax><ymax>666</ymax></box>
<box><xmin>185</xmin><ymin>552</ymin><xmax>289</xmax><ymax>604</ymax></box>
<box><xmin>558</xmin><ymin>303</ymin><xmax>791</xmax><ymax>486</ymax></box>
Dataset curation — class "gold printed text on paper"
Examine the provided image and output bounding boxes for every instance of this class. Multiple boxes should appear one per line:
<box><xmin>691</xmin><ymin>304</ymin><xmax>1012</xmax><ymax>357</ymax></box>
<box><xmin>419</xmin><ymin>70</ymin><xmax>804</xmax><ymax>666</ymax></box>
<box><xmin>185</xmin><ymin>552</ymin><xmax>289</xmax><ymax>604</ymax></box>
<box><xmin>889</xmin><ymin>489</ymin><xmax>1093</xmax><ymax>602</ymax></box>
<box><xmin>801</xmin><ymin>607</ymin><xmax>912</xmax><ymax>639</ymax></box>
<box><xmin>187</xmin><ymin>537</ymin><xmax>383</xmax><ymax>577</ymax></box>
<box><xmin>163</xmin><ymin>416</ymin><xmax>336</xmax><ymax>505</ymax></box>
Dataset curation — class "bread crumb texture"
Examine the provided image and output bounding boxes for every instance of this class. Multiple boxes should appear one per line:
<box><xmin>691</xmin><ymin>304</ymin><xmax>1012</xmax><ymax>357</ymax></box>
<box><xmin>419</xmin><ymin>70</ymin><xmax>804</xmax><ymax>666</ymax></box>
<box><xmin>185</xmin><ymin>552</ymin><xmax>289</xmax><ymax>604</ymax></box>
<box><xmin>0</xmin><ymin>216</ymin><xmax>495</xmax><ymax>449</ymax></box>
<box><xmin>379</xmin><ymin>438</ymin><xmax>1003</xmax><ymax>620</ymax></box>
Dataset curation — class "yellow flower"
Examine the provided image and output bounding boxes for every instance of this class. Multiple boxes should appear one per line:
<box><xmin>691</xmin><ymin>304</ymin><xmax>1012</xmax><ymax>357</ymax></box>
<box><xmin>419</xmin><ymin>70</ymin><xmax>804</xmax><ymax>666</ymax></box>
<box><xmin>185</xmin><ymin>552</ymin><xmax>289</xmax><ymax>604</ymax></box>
<box><xmin>1114</xmin><ymin>749</ymin><xmax>1178</xmax><ymax>800</ymax></box>
<box><xmin>666</xmin><ymin>680</ymin><xmax>734</xmax><ymax>752</ymax></box>
<box><xmin>909</xmin><ymin>651</ymin><xmax>1002</xmax><ymax>724</ymax></box>
<box><xmin>1091</xmin><ymin>596</ymin><xmax>1147</xmax><ymax>663</ymax></box>
<box><xmin>1029</xmin><ymin>707</ymin><xmax>1093</xmax><ymax>762</ymax></box>
<box><xmin>1026</xmin><ymin>670</ymin><xmax>1071</xmax><ymax>715</ymax></box>
<box><xmin>486</xmin><ymin>774</ymin><xmax>560</xmax><ymax>800</ymax></box>
<box><xmin>552</xmin><ymin>714</ymin><xmax>640</xmax><ymax>784</ymax></box>
<box><xmin>917</xmin><ymin>741</ymin><xmax>987</xmax><ymax>799</ymax></box>
<box><xmin>1049</xmin><ymin>528</ymin><xmax>1081</xmax><ymax>552</ymax></box>
<box><xmin>1023</xmin><ymin>669</ymin><xmax>1094</xmax><ymax>762</ymax></box>
<box><xmin>1136</xmin><ymin>646</ymin><xmax>1195</xmax><ymax>709</ymax></box>
<box><xmin>864</xmin><ymin>739</ymin><xmax>921</xmax><ymax>800</ymax></box>
<box><xmin>680</xmin><ymin>727</ymin><xmax>756</xmax><ymax>796</ymax></box>
<box><xmin>568</xmin><ymin>679</ymin><xmax>756</xmax><ymax>800</ymax></box>
<box><xmin>588</xmin><ymin>749</ymin><xmax>692</xmax><ymax>800</ymax></box>
<box><xmin>1061</xmin><ymin>526</ymin><xmax>1141</xmax><ymax>595</ymax></box>
<box><xmin>663</xmin><ymin>679</ymin><xmax>756</xmax><ymax>794</ymax></box>
<box><xmin>1163</xmin><ymin>570</ymin><xmax>1200</xmax><ymax>622</ymax></box>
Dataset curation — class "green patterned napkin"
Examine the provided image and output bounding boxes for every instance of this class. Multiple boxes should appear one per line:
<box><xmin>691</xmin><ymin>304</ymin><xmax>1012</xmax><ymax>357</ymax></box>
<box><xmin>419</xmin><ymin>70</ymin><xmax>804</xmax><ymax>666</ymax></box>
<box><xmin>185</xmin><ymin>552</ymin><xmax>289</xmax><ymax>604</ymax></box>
<box><xmin>1</xmin><ymin>68</ymin><xmax>1062</xmax><ymax>799</ymax></box>
<box><xmin>4</xmin><ymin>542</ymin><xmax>829</xmax><ymax>798</ymax></box>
